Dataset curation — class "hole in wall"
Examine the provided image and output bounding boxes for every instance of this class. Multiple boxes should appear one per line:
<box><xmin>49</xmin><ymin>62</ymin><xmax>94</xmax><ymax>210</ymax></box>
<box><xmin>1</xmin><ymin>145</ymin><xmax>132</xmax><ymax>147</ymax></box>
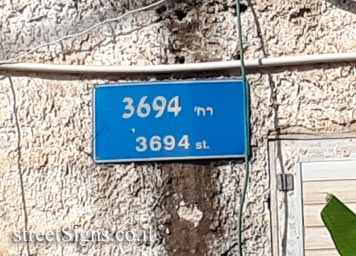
<box><xmin>232</xmin><ymin>52</ymin><xmax>241</xmax><ymax>60</ymax></box>
<box><xmin>156</xmin><ymin>5</ymin><xmax>167</xmax><ymax>15</ymax></box>
<box><xmin>175</xmin><ymin>56</ymin><xmax>186</xmax><ymax>64</ymax></box>
<box><xmin>240</xmin><ymin>3</ymin><xmax>248</xmax><ymax>12</ymax></box>
<box><xmin>233</xmin><ymin>3</ymin><xmax>248</xmax><ymax>15</ymax></box>
<box><xmin>290</xmin><ymin>8</ymin><xmax>311</xmax><ymax>19</ymax></box>
<box><xmin>175</xmin><ymin>9</ymin><xmax>187</xmax><ymax>21</ymax></box>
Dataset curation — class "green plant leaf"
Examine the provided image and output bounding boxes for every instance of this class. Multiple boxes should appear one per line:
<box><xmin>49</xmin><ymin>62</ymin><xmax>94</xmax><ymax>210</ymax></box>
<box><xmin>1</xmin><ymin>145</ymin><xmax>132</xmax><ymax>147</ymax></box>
<box><xmin>321</xmin><ymin>194</ymin><xmax>356</xmax><ymax>256</ymax></box>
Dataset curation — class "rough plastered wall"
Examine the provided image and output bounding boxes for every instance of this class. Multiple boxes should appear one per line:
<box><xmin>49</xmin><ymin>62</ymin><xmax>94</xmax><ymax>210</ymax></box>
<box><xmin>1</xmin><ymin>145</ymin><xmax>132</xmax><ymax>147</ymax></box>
<box><xmin>0</xmin><ymin>0</ymin><xmax>356</xmax><ymax>255</ymax></box>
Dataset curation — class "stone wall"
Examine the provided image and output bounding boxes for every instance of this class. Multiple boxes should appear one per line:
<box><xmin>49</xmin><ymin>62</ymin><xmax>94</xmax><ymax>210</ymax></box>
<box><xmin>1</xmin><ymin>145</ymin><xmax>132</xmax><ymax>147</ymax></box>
<box><xmin>0</xmin><ymin>0</ymin><xmax>355</xmax><ymax>255</ymax></box>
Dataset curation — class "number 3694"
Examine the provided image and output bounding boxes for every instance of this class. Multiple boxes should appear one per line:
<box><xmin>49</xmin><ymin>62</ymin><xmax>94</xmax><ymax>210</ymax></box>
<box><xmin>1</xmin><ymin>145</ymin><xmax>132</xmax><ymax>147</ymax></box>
<box><xmin>122</xmin><ymin>96</ymin><xmax>182</xmax><ymax>119</ymax></box>
<box><xmin>136</xmin><ymin>135</ymin><xmax>190</xmax><ymax>152</ymax></box>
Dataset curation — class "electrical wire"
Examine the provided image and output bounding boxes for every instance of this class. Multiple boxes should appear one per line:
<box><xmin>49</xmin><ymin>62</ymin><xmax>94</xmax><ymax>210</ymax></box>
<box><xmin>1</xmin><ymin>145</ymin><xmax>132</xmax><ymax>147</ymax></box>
<box><xmin>236</xmin><ymin>1</ymin><xmax>251</xmax><ymax>256</ymax></box>
<box><xmin>0</xmin><ymin>0</ymin><xmax>167</xmax><ymax>65</ymax></box>
<box><xmin>8</xmin><ymin>76</ymin><xmax>31</xmax><ymax>256</ymax></box>
<box><xmin>2</xmin><ymin>52</ymin><xmax>356</xmax><ymax>73</ymax></box>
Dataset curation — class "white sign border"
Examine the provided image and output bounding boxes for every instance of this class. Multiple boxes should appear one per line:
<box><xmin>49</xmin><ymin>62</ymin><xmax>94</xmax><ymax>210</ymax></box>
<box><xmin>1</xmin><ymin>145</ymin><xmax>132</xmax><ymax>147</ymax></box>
<box><xmin>92</xmin><ymin>79</ymin><xmax>246</xmax><ymax>163</ymax></box>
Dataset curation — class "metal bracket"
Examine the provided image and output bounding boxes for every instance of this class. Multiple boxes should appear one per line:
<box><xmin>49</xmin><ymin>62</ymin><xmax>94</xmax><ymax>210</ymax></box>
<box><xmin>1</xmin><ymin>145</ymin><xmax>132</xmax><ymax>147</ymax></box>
<box><xmin>277</xmin><ymin>174</ymin><xmax>294</xmax><ymax>192</ymax></box>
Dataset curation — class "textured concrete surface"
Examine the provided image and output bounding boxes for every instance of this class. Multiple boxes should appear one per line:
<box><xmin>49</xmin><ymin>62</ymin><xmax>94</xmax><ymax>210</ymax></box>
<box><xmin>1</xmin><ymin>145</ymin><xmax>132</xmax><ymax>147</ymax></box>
<box><xmin>0</xmin><ymin>0</ymin><xmax>356</xmax><ymax>255</ymax></box>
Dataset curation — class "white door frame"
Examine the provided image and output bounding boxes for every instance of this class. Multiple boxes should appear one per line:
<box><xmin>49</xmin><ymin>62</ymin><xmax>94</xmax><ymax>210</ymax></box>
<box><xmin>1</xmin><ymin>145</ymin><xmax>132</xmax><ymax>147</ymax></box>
<box><xmin>268</xmin><ymin>134</ymin><xmax>356</xmax><ymax>256</ymax></box>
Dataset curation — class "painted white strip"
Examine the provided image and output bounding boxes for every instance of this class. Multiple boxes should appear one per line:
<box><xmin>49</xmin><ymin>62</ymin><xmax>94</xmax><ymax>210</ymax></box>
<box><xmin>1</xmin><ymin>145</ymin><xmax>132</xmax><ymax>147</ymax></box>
<box><xmin>302</xmin><ymin>160</ymin><xmax>356</xmax><ymax>181</ymax></box>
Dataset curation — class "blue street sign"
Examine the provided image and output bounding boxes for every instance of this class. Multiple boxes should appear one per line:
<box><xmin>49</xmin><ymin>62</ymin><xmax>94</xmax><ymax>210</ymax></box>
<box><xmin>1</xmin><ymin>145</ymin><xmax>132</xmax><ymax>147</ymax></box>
<box><xmin>93</xmin><ymin>79</ymin><xmax>247</xmax><ymax>163</ymax></box>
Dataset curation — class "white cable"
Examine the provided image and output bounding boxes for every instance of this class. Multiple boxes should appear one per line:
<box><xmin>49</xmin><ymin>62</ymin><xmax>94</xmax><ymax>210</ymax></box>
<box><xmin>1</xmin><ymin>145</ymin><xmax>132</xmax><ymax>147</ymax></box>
<box><xmin>1</xmin><ymin>52</ymin><xmax>356</xmax><ymax>74</ymax></box>
<box><xmin>0</xmin><ymin>0</ymin><xmax>167</xmax><ymax>65</ymax></box>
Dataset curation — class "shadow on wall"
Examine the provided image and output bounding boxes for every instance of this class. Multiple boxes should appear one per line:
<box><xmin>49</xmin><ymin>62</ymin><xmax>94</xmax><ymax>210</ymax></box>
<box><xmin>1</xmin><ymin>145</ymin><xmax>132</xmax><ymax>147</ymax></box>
<box><xmin>325</xmin><ymin>0</ymin><xmax>356</xmax><ymax>14</ymax></box>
